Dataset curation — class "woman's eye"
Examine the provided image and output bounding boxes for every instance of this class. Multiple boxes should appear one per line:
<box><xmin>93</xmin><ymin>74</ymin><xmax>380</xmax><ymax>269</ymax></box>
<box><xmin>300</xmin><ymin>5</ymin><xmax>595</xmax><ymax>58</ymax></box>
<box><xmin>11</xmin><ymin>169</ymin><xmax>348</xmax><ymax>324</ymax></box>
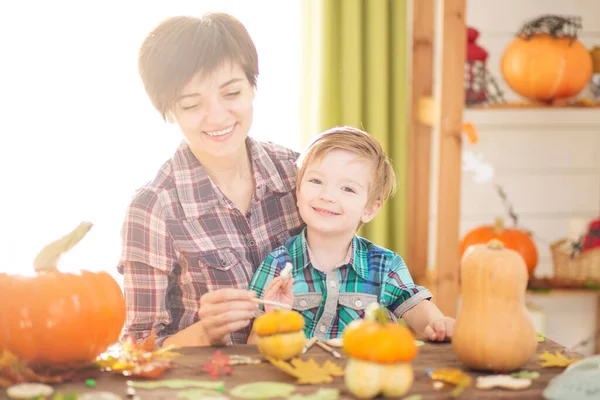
<box><xmin>181</xmin><ymin>104</ymin><xmax>198</xmax><ymax>110</ymax></box>
<box><xmin>308</xmin><ymin>178</ymin><xmax>322</xmax><ymax>184</ymax></box>
<box><xmin>226</xmin><ymin>91</ymin><xmax>241</xmax><ymax>98</ymax></box>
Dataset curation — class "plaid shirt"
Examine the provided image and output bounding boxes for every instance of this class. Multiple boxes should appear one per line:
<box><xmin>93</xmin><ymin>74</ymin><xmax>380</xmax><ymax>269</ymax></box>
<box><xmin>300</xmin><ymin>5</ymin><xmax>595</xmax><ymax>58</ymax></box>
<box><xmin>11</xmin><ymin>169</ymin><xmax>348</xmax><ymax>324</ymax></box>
<box><xmin>118</xmin><ymin>137</ymin><xmax>304</xmax><ymax>346</ymax></box>
<box><xmin>248</xmin><ymin>228</ymin><xmax>432</xmax><ymax>340</ymax></box>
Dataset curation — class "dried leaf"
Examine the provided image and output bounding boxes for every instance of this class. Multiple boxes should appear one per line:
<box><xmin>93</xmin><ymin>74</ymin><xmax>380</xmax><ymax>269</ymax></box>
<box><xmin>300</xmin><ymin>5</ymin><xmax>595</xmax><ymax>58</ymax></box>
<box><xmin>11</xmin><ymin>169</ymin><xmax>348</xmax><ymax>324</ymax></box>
<box><xmin>537</xmin><ymin>351</ymin><xmax>580</xmax><ymax>368</ymax></box>
<box><xmin>511</xmin><ymin>371</ymin><xmax>540</xmax><ymax>379</ymax></box>
<box><xmin>426</xmin><ymin>368</ymin><xmax>472</xmax><ymax>398</ymax></box>
<box><xmin>96</xmin><ymin>331</ymin><xmax>182</xmax><ymax>378</ymax></box>
<box><xmin>176</xmin><ymin>388</ymin><xmax>228</xmax><ymax>399</ymax></box>
<box><xmin>229</xmin><ymin>382</ymin><xmax>296</xmax><ymax>399</ymax></box>
<box><xmin>128</xmin><ymin>379</ymin><xmax>225</xmax><ymax>390</ymax></box>
<box><xmin>0</xmin><ymin>350</ymin><xmax>99</xmax><ymax>387</ymax></box>
<box><xmin>202</xmin><ymin>351</ymin><xmax>233</xmax><ymax>378</ymax></box>
<box><xmin>537</xmin><ymin>332</ymin><xmax>545</xmax><ymax>342</ymax></box>
<box><xmin>267</xmin><ymin>357</ymin><xmax>344</xmax><ymax>385</ymax></box>
<box><xmin>288</xmin><ymin>388</ymin><xmax>339</xmax><ymax>400</ymax></box>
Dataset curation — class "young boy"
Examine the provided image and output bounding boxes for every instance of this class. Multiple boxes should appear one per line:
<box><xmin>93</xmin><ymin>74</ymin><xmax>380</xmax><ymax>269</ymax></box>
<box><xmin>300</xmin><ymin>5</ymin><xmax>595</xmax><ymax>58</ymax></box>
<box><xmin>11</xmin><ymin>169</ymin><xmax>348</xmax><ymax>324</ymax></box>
<box><xmin>248</xmin><ymin>126</ymin><xmax>454</xmax><ymax>342</ymax></box>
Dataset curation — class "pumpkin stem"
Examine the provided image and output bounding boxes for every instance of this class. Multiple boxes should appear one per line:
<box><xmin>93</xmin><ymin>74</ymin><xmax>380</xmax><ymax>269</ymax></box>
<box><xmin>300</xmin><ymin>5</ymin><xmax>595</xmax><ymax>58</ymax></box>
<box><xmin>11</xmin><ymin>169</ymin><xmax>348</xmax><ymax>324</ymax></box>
<box><xmin>33</xmin><ymin>222</ymin><xmax>93</xmax><ymax>273</ymax></box>
<box><xmin>487</xmin><ymin>239</ymin><xmax>505</xmax><ymax>250</ymax></box>
<box><xmin>493</xmin><ymin>217</ymin><xmax>505</xmax><ymax>234</ymax></box>
<box><xmin>365</xmin><ymin>303</ymin><xmax>389</xmax><ymax>324</ymax></box>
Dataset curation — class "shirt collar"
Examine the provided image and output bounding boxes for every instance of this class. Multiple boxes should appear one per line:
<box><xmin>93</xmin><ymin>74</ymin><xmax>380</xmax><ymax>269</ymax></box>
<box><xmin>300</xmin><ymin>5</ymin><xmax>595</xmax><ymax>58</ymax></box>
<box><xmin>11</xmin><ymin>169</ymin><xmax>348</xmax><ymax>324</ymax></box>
<box><xmin>172</xmin><ymin>137</ymin><xmax>293</xmax><ymax>220</ymax></box>
<box><xmin>290</xmin><ymin>228</ymin><xmax>370</xmax><ymax>280</ymax></box>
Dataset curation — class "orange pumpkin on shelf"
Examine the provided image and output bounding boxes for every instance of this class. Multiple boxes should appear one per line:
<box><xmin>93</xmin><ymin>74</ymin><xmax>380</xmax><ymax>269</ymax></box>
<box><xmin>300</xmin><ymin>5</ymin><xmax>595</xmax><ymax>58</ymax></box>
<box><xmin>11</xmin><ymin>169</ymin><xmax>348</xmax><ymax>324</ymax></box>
<box><xmin>0</xmin><ymin>222</ymin><xmax>126</xmax><ymax>368</ymax></box>
<box><xmin>460</xmin><ymin>217</ymin><xmax>538</xmax><ymax>276</ymax></box>
<box><xmin>342</xmin><ymin>303</ymin><xmax>418</xmax><ymax>399</ymax></box>
<box><xmin>501</xmin><ymin>15</ymin><xmax>593</xmax><ymax>103</ymax></box>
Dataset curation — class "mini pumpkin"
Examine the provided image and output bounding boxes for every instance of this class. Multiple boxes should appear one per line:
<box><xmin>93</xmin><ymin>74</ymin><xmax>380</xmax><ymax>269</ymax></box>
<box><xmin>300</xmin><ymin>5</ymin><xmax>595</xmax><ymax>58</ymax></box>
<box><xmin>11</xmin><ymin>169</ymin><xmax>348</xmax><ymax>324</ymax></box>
<box><xmin>501</xmin><ymin>15</ymin><xmax>592</xmax><ymax>103</ymax></box>
<box><xmin>342</xmin><ymin>303</ymin><xmax>418</xmax><ymax>399</ymax></box>
<box><xmin>253</xmin><ymin>308</ymin><xmax>306</xmax><ymax>360</ymax></box>
<box><xmin>0</xmin><ymin>223</ymin><xmax>126</xmax><ymax>367</ymax></box>
<box><xmin>453</xmin><ymin>239</ymin><xmax>537</xmax><ymax>372</ymax></box>
<box><xmin>460</xmin><ymin>217</ymin><xmax>538</xmax><ymax>276</ymax></box>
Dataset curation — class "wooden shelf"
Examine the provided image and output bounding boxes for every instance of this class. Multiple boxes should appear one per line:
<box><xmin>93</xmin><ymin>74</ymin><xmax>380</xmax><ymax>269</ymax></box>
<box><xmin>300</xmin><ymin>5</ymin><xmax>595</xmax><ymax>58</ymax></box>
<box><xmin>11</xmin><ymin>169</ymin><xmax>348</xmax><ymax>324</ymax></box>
<box><xmin>527</xmin><ymin>288</ymin><xmax>600</xmax><ymax>296</ymax></box>
<box><xmin>464</xmin><ymin>105</ymin><xmax>600</xmax><ymax>128</ymax></box>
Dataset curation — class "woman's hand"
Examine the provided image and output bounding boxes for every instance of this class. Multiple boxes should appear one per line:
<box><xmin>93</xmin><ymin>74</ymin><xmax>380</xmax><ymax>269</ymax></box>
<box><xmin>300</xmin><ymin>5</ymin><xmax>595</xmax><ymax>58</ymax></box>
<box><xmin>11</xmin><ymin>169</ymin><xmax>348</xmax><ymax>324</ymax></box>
<box><xmin>263</xmin><ymin>276</ymin><xmax>294</xmax><ymax>313</ymax></box>
<box><xmin>197</xmin><ymin>288</ymin><xmax>258</xmax><ymax>345</ymax></box>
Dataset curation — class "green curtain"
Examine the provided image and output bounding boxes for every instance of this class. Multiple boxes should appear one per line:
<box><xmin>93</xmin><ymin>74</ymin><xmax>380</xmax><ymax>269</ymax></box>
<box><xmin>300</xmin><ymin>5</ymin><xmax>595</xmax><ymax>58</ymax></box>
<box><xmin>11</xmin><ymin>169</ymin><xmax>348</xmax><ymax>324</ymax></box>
<box><xmin>300</xmin><ymin>0</ymin><xmax>409</xmax><ymax>255</ymax></box>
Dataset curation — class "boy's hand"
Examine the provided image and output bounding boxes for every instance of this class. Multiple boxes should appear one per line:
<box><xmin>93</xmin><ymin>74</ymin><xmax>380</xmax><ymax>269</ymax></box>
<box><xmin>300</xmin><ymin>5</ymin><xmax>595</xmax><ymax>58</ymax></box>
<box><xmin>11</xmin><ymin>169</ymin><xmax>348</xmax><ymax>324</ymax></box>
<box><xmin>423</xmin><ymin>316</ymin><xmax>455</xmax><ymax>342</ymax></box>
<box><xmin>263</xmin><ymin>276</ymin><xmax>294</xmax><ymax>313</ymax></box>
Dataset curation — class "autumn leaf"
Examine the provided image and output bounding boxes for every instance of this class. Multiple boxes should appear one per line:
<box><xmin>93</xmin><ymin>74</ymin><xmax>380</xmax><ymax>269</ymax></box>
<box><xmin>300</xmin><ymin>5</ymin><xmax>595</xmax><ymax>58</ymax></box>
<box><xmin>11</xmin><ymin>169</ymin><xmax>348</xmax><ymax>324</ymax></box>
<box><xmin>537</xmin><ymin>351</ymin><xmax>580</xmax><ymax>368</ymax></box>
<box><xmin>0</xmin><ymin>350</ymin><xmax>98</xmax><ymax>387</ymax></box>
<box><xmin>95</xmin><ymin>330</ymin><xmax>182</xmax><ymax>379</ymax></box>
<box><xmin>267</xmin><ymin>357</ymin><xmax>344</xmax><ymax>385</ymax></box>
<box><xmin>202</xmin><ymin>351</ymin><xmax>233</xmax><ymax>378</ymax></box>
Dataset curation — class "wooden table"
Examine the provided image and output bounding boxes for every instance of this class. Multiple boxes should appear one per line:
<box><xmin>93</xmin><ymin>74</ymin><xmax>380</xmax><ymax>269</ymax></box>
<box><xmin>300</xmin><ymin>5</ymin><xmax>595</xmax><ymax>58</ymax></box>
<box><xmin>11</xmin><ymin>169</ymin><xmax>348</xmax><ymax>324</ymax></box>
<box><xmin>34</xmin><ymin>339</ymin><xmax>579</xmax><ymax>400</ymax></box>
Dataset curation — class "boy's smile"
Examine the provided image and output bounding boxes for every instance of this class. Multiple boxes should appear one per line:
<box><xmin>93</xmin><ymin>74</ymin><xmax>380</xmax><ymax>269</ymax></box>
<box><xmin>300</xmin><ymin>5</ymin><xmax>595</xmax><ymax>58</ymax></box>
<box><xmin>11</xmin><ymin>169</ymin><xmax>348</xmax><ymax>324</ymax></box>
<box><xmin>297</xmin><ymin>149</ymin><xmax>381</xmax><ymax>237</ymax></box>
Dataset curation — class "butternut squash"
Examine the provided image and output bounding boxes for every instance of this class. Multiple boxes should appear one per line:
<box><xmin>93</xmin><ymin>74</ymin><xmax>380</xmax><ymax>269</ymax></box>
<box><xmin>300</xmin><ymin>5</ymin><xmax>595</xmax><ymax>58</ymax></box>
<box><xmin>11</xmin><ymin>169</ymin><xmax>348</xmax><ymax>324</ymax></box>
<box><xmin>452</xmin><ymin>239</ymin><xmax>537</xmax><ymax>372</ymax></box>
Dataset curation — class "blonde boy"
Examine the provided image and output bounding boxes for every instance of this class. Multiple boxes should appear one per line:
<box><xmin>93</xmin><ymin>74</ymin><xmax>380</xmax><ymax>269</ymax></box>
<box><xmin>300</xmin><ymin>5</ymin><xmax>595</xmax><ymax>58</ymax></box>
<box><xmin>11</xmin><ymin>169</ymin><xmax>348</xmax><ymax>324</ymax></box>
<box><xmin>248</xmin><ymin>126</ymin><xmax>454</xmax><ymax>342</ymax></box>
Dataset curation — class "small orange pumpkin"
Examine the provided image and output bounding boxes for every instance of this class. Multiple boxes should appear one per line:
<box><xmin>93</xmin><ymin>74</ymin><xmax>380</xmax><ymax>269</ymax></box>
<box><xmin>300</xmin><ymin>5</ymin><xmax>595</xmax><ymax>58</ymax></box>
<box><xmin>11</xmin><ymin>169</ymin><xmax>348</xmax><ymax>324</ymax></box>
<box><xmin>253</xmin><ymin>309</ymin><xmax>306</xmax><ymax>360</ymax></box>
<box><xmin>460</xmin><ymin>217</ymin><xmax>538</xmax><ymax>276</ymax></box>
<box><xmin>501</xmin><ymin>16</ymin><xmax>593</xmax><ymax>103</ymax></box>
<box><xmin>342</xmin><ymin>303</ymin><xmax>417</xmax><ymax>399</ymax></box>
<box><xmin>0</xmin><ymin>223</ymin><xmax>126</xmax><ymax>368</ymax></box>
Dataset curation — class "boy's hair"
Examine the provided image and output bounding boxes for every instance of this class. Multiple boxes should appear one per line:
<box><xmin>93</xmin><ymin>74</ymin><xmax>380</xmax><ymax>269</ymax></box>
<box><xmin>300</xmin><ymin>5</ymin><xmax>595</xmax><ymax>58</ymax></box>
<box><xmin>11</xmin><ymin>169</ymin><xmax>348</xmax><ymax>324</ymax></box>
<box><xmin>138</xmin><ymin>13</ymin><xmax>259</xmax><ymax>120</ymax></box>
<box><xmin>296</xmin><ymin>126</ymin><xmax>397</xmax><ymax>205</ymax></box>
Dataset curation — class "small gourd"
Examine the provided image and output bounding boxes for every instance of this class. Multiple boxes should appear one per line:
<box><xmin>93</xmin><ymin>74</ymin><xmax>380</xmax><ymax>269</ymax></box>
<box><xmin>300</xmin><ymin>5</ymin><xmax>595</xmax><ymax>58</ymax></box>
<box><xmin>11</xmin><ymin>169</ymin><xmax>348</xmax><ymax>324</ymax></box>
<box><xmin>453</xmin><ymin>239</ymin><xmax>537</xmax><ymax>372</ymax></box>
<box><xmin>253</xmin><ymin>309</ymin><xmax>306</xmax><ymax>360</ymax></box>
<box><xmin>342</xmin><ymin>303</ymin><xmax>418</xmax><ymax>399</ymax></box>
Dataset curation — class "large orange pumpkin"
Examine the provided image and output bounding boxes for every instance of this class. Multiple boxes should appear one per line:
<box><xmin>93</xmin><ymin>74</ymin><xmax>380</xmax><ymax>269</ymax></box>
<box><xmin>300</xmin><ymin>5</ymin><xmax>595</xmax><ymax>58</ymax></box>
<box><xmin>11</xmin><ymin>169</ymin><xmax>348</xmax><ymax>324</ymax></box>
<box><xmin>0</xmin><ymin>222</ymin><xmax>126</xmax><ymax>368</ymax></box>
<box><xmin>460</xmin><ymin>217</ymin><xmax>538</xmax><ymax>276</ymax></box>
<box><xmin>501</xmin><ymin>16</ymin><xmax>593</xmax><ymax>103</ymax></box>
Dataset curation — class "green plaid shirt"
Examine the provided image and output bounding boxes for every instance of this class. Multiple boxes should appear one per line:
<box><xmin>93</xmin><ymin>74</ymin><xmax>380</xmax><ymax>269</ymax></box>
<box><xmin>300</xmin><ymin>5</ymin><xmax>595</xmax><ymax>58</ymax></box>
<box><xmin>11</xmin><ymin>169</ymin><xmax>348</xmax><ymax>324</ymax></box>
<box><xmin>248</xmin><ymin>228</ymin><xmax>432</xmax><ymax>340</ymax></box>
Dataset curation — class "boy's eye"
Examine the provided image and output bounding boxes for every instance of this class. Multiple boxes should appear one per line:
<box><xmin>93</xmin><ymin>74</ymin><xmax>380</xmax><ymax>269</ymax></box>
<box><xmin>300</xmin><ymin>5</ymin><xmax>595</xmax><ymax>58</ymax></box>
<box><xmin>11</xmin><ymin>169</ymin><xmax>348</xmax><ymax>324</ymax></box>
<box><xmin>342</xmin><ymin>187</ymin><xmax>356</xmax><ymax>193</ymax></box>
<box><xmin>308</xmin><ymin>178</ymin><xmax>322</xmax><ymax>184</ymax></box>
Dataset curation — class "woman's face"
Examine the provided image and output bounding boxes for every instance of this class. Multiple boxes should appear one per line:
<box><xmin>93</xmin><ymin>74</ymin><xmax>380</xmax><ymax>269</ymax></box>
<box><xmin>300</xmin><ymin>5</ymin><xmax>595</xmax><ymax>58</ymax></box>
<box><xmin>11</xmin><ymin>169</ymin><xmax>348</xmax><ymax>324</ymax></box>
<box><xmin>171</xmin><ymin>62</ymin><xmax>255</xmax><ymax>161</ymax></box>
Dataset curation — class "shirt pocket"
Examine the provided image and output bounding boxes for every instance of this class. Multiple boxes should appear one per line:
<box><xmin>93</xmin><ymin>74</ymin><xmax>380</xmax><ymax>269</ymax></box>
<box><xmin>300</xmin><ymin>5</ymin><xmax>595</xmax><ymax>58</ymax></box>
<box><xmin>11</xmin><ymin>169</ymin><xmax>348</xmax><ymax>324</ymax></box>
<box><xmin>337</xmin><ymin>292</ymin><xmax>398</xmax><ymax>323</ymax></box>
<box><xmin>181</xmin><ymin>248</ymin><xmax>246</xmax><ymax>292</ymax></box>
<box><xmin>337</xmin><ymin>293</ymin><xmax>379</xmax><ymax>320</ymax></box>
<box><xmin>293</xmin><ymin>292</ymin><xmax>324</xmax><ymax>311</ymax></box>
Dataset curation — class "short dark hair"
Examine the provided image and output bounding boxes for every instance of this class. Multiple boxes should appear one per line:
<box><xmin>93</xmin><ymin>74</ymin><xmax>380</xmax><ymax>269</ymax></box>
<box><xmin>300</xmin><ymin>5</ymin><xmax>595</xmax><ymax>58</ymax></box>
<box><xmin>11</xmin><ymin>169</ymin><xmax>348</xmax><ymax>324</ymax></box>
<box><xmin>138</xmin><ymin>13</ymin><xmax>259</xmax><ymax>120</ymax></box>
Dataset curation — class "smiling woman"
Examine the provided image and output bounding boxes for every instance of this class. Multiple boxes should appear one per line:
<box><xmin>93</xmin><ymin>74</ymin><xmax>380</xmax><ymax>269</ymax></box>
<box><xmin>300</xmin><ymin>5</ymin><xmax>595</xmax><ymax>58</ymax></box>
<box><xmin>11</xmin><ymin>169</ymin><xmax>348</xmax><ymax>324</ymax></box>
<box><xmin>0</xmin><ymin>1</ymin><xmax>302</xmax><ymax>284</ymax></box>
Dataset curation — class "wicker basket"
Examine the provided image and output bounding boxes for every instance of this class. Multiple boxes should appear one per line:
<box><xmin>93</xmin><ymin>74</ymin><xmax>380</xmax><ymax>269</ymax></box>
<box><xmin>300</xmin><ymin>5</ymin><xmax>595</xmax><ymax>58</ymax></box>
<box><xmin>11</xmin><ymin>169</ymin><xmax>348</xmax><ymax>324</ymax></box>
<box><xmin>551</xmin><ymin>239</ymin><xmax>600</xmax><ymax>285</ymax></box>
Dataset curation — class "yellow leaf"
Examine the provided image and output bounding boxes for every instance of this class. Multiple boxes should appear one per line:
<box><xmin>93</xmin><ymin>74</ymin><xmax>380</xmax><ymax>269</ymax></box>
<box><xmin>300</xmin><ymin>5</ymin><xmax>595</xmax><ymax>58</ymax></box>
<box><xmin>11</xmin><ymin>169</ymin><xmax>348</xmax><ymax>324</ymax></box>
<box><xmin>267</xmin><ymin>357</ymin><xmax>344</xmax><ymax>385</ymax></box>
<box><xmin>537</xmin><ymin>351</ymin><xmax>579</xmax><ymax>368</ymax></box>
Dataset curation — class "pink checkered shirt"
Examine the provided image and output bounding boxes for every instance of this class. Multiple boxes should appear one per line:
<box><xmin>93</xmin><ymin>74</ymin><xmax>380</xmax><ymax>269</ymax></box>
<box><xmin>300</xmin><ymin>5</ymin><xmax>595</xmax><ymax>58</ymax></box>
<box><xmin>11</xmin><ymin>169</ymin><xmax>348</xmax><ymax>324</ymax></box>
<box><xmin>117</xmin><ymin>137</ymin><xmax>304</xmax><ymax>346</ymax></box>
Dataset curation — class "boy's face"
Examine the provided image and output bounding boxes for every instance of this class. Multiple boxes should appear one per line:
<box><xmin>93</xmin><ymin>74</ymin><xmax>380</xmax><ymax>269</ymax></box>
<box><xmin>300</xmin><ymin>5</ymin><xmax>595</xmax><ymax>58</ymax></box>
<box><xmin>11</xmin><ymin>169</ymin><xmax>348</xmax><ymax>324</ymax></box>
<box><xmin>297</xmin><ymin>149</ymin><xmax>381</xmax><ymax>237</ymax></box>
<box><xmin>170</xmin><ymin>62</ymin><xmax>255</xmax><ymax>160</ymax></box>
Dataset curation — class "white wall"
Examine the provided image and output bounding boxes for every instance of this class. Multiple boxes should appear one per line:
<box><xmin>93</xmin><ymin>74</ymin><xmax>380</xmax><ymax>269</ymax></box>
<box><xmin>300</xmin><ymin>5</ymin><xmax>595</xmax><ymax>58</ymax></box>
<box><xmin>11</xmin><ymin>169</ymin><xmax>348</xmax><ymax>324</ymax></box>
<box><xmin>455</xmin><ymin>0</ymin><xmax>600</xmax><ymax>355</ymax></box>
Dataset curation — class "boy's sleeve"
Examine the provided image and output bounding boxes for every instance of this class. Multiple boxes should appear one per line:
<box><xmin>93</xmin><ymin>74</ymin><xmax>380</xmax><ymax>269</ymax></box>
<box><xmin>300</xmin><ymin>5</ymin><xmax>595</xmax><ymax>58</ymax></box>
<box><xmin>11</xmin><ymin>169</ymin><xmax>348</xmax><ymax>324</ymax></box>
<box><xmin>379</xmin><ymin>254</ymin><xmax>433</xmax><ymax>319</ymax></box>
<box><xmin>248</xmin><ymin>250</ymin><xmax>285</xmax><ymax>311</ymax></box>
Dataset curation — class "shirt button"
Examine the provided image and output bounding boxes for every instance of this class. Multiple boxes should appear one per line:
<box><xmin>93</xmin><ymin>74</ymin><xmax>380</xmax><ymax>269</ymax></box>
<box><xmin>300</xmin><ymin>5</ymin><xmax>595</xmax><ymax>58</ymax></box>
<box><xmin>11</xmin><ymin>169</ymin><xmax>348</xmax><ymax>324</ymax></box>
<box><xmin>319</xmin><ymin>325</ymin><xmax>327</xmax><ymax>333</ymax></box>
<box><xmin>220</xmin><ymin>259</ymin><xmax>227</xmax><ymax>267</ymax></box>
<box><xmin>329</xmin><ymin>281</ymin><xmax>337</xmax><ymax>288</ymax></box>
<box><xmin>355</xmin><ymin>300</ymin><xmax>363</xmax><ymax>308</ymax></box>
<box><xmin>299</xmin><ymin>299</ymin><xmax>307</xmax><ymax>307</ymax></box>
<box><xmin>247</xmin><ymin>239</ymin><xmax>256</xmax><ymax>247</ymax></box>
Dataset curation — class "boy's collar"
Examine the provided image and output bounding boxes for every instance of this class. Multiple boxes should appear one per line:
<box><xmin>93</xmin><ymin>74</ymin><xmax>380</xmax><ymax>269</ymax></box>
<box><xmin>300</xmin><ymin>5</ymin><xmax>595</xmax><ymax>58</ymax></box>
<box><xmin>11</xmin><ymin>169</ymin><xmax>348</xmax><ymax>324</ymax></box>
<box><xmin>292</xmin><ymin>228</ymin><xmax>370</xmax><ymax>279</ymax></box>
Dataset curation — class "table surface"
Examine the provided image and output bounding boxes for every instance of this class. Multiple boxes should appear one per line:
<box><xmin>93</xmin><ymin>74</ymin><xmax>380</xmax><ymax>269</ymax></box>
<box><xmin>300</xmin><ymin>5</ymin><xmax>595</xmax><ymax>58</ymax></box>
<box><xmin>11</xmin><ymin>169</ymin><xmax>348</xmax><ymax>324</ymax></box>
<box><xmin>5</xmin><ymin>338</ymin><xmax>581</xmax><ymax>400</ymax></box>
